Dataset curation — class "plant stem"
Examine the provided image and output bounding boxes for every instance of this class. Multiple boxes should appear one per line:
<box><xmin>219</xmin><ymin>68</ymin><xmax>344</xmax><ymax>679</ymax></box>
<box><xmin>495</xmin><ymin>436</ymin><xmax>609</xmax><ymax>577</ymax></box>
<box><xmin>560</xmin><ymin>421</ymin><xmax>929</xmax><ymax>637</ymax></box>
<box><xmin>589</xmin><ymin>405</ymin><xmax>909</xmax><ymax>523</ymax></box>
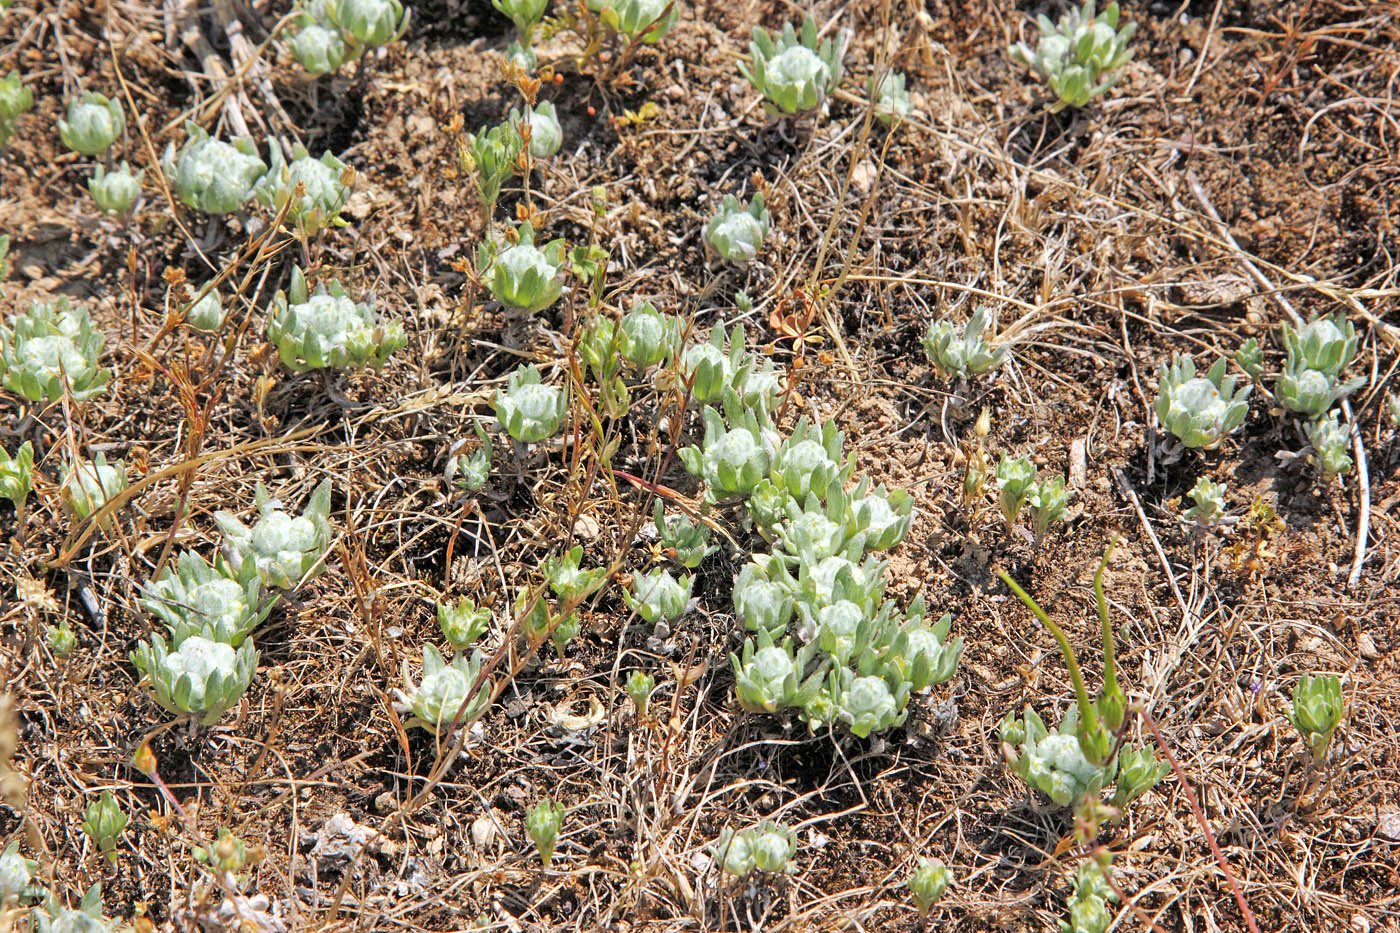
<box><xmin>1094</xmin><ymin>537</ymin><xmax>1120</xmax><ymax>703</ymax></box>
<box><xmin>995</xmin><ymin>567</ymin><xmax>1098</xmax><ymax>732</ymax></box>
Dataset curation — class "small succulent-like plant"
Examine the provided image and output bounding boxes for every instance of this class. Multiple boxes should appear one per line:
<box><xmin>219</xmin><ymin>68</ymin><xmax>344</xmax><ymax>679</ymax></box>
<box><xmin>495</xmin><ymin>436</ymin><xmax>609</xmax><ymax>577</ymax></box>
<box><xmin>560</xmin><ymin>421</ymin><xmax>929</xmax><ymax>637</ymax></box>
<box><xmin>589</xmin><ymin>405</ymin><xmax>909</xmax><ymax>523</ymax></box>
<box><xmin>256</xmin><ymin>144</ymin><xmax>353</xmax><ymax>237</ymax></box>
<box><xmin>1062</xmin><ymin>860</ymin><xmax>1116</xmax><ymax>933</ymax></box>
<box><xmin>1009</xmin><ymin>0</ymin><xmax>1135</xmax><ymax>112</ymax></box>
<box><xmin>194</xmin><ymin>828</ymin><xmax>251</xmax><ymax>877</ymax></box>
<box><xmin>999</xmin><ymin>705</ymin><xmax>1114</xmax><ymax>807</ymax></box>
<box><xmin>0</xmin><ymin>70</ymin><xmax>33</xmax><ymax>149</ymax></box>
<box><xmin>653</xmin><ymin>501</ymin><xmax>714</xmax><ymax>569</ymax></box>
<box><xmin>546</xmin><ymin>545</ymin><xmax>608</xmax><ymax>606</ymax></box>
<box><xmin>511</xmin><ymin>100</ymin><xmax>562</xmax><ymax>160</ymax></box>
<box><xmin>1235</xmin><ymin>337</ymin><xmax>1264</xmax><ymax>382</ymax></box>
<box><xmin>288</xmin><ymin>16</ymin><xmax>349</xmax><ymax>74</ymax></box>
<box><xmin>141</xmin><ymin>551</ymin><xmax>274</xmax><ymax>648</ymax></box>
<box><xmin>163</xmin><ymin>121</ymin><xmax>268</xmax><ymax>214</ymax></box>
<box><xmin>88</xmin><ymin>162</ymin><xmax>142</xmax><ymax>218</ymax></box>
<box><xmin>870</xmin><ymin>69</ymin><xmax>912</xmax><ymax>125</ymax></box>
<box><xmin>465</xmin><ymin>120</ymin><xmax>523</xmax><ymax>215</ymax></box>
<box><xmin>479</xmin><ymin>223</ymin><xmax>567</xmax><ymax>314</ymax></box>
<box><xmin>493</xmin><ymin>0</ymin><xmax>548</xmax><ymax>39</ymax></box>
<box><xmin>679</xmin><ymin>399</ymin><xmax>777</xmax><ymax>501</ymax></box>
<box><xmin>587</xmin><ymin>0</ymin><xmax>679</xmax><ymax>42</ymax></box>
<box><xmin>325</xmin><ymin>0</ymin><xmax>409</xmax><ymax>47</ymax></box>
<box><xmin>624</xmin><ymin>669</ymin><xmax>655</xmax><ymax>718</ymax></box>
<box><xmin>1183</xmin><ymin>476</ymin><xmax>1226</xmax><ymax>527</ymax></box>
<box><xmin>711</xmin><ymin>820</ymin><xmax>797</xmax><ymax>875</ymax></box>
<box><xmin>624</xmin><ymin>567</ymin><xmax>693</xmax><ymax>623</ymax></box>
<box><xmin>60</xmin><ymin>454</ymin><xmax>127</xmax><ymax>528</ymax></box>
<box><xmin>183</xmin><ymin>285</ymin><xmax>224</xmax><ymax>332</ymax></box>
<box><xmin>0</xmin><ymin>440</ymin><xmax>33</xmax><ymax>512</ymax></box>
<box><xmin>268</xmin><ymin>267</ymin><xmax>406</xmax><ymax>373</ymax></box>
<box><xmin>494</xmin><ymin>364</ymin><xmax>567</xmax><ymax>443</ymax></box>
<box><xmin>451</xmin><ymin>422</ymin><xmax>493</xmax><ymax>492</ymax></box>
<box><xmin>849</xmin><ymin>480</ymin><xmax>915</xmax><ymax>552</ymax></box>
<box><xmin>739</xmin><ymin>15</ymin><xmax>848</xmax><ymax>117</ymax></box>
<box><xmin>995</xmin><ymin>454</ymin><xmax>1036</xmax><ymax>528</ymax></box>
<box><xmin>82</xmin><ymin>790</ymin><xmax>127</xmax><ymax>864</ymax></box>
<box><xmin>704</xmin><ymin>192</ymin><xmax>769</xmax><ymax>264</ymax></box>
<box><xmin>1304</xmin><ymin>412</ymin><xmax>1353</xmax><ymax>481</ymax></box>
<box><xmin>131</xmin><ymin>634</ymin><xmax>259</xmax><ymax>725</ymax></box>
<box><xmin>58</xmin><ymin>91</ymin><xmax>125</xmax><ymax>155</ymax></box>
<box><xmin>1288</xmin><ymin>673</ymin><xmax>1343</xmax><ymax>764</ymax></box>
<box><xmin>839</xmin><ymin>671</ymin><xmax>907</xmax><ymax>737</ymax></box>
<box><xmin>1027</xmin><ymin>475</ymin><xmax>1072</xmax><ymax>544</ymax></box>
<box><xmin>526</xmin><ymin>798</ymin><xmax>564</xmax><ymax>867</ymax></box>
<box><xmin>439</xmin><ymin>596</ymin><xmax>491</xmax><ymax>650</ymax></box>
<box><xmin>1276</xmin><ymin>315</ymin><xmax>1364</xmax><ymax>419</ymax></box>
<box><xmin>771</xmin><ymin>418</ymin><xmax>849</xmax><ymax>502</ymax></box>
<box><xmin>908</xmin><ymin>857</ymin><xmax>951</xmax><ymax>918</ymax></box>
<box><xmin>0</xmin><ymin>840</ymin><xmax>38</xmax><ymax>905</ymax></box>
<box><xmin>731</xmin><ymin>630</ymin><xmax>823</xmax><ymax>714</ymax></box>
<box><xmin>734</xmin><ymin>559</ymin><xmax>796</xmax><ymax>640</ymax></box>
<box><xmin>214</xmin><ymin>479</ymin><xmax>333</xmax><ymax>590</ymax></box>
<box><xmin>31</xmin><ymin>884</ymin><xmax>118</xmax><ymax>933</ymax></box>
<box><xmin>922</xmin><ymin>308</ymin><xmax>1007</xmax><ymax>379</ymax></box>
<box><xmin>48</xmin><ymin>621</ymin><xmax>76</xmax><ymax>659</ymax></box>
<box><xmin>1154</xmin><ymin>354</ymin><xmax>1252</xmax><ymax>449</ymax></box>
<box><xmin>619</xmin><ymin>300</ymin><xmax>677</xmax><ymax>368</ymax></box>
<box><xmin>397</xmin><ymin>643</ymin><xmax>491</xmax><ymax>733</ymax></box>
<box><xmin>0</xmin><ymin>297</ymin><xmax>111</xmax><ymax>403</ymax></box>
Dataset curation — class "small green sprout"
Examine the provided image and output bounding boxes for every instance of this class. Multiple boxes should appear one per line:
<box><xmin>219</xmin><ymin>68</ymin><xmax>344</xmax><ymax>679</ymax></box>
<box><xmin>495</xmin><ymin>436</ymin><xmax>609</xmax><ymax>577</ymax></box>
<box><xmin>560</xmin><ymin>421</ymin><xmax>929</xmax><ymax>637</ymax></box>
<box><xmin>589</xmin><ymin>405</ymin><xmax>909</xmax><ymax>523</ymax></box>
<box><xmin>397</xmin><ymin>643</ymin><xmax>492</xmax><ymax>733</ymax></box>
<box><xmin>452</xmin><ymin>422</ymin><xmax>493</xmax><ymax>491</ymax></box>
<box><xmin>82</xmin><ymin>790</ymin><xmax>127</xmax><ymax>864</ymax></box>
<box><xmin>869</xmin><ymin>70</ymin><xmax>911</xmax><ymax>125</ymax></box>
<box><xmin>256</xmin><ymin>144</ymin><xmax>354</xmax><ymax>237</ymax></box>
<box><xmin>213</xmin><ymin>479</ymin><xmax>333</xmax><ymax>590</ymax></box>
<box><xmin>0</xmin><ymin>297</ymin><xmax>112</xmax><ymax>404</ymax></box>
<box><xmin>0</xmin><ymin>70</ymin><xmax>33</xmax><ymax>149</ymax></box>
<box><xmin>1183</xmin><ymin>476</ymin><xmax>1226</xmax><ymax>527</ymax></box>
<box><xmin>922</xmin><ymin>308</ymin><xmax>1007</xmax><ymax>379</ymax></box>
<box><xmin>623</xmin><ymin>567</ymin><xmax>693</xmax><ymax>623</ymax></box>
<box><xmin>438</xmin><ymin>597</ymin><xmax>491</xmax><ymax>650</ymax></box>
<box><xmin>184</xmin><ymin>286</ymin><xmax>224</xmax><ymax>333</ymax></box>
<box><xmin>908</xmin><ymin>857</ymin><xmax>951</xmax><ymax>917</ymax></box>
<box><xmin>268</xmin><ymin>267</ymin><xmax>406</xmax><ymax>373</ymax></box>
<box><xmin>1276</xmin><ymin>315</ymin><xmax>1364</xmax><ymax>419</ymax></box>
<box><xmin>1009</xmin><ymin>0</ymin><xmax>1135</xmax><ymax>112</ymax></box>
<box><xmin>995</xmin><ymin>454</ymin><xmax>1036</xmax><ymax>528</ymax></box>
<box><xmin>60</xmin><ymin>454</ymin><xmax>127</xmax><ymax>528</ymax></box>
<box><xmin>739</xmin><ymin>15</ymin><xmax>848</xmax><ymax>117</ymax></box>
<box><xmin>194</xmin><ymin>828</ymin><xmax>250</xmax><ymax>876</ymax></box>
<box><xmin>88</xmin><ymin>162</ymin><xmax>142</xmax><ymax>218</ymax></box>
<box><xmin>494</xmin><ymin>364</ymin><xmax>567</xmax><ymax>443</ymax></box>
<box><xmin>1061</xmin><ymin>859</ymin><xmax>1116</xmax><ymax>933</ymax></box>
<box><xmin>1154</xmin><ymin>355</ymin><xmax>1252</xmax><ymax>448</ymax></box>
<box><xmin>130</xmin><ymin>634</ymin><xmax>259</xmax><ymax>725</ymax></box>
<box><xmin>162</xmin><ymin>121</ymin><xmax>268</xmax><ymax>215</ymax></box>
<box><xmin>619</xmin><ymin>300</ymin><xmax>678</xmax><ymax>368</ymax></box>
<box><xmin>0</xmin><ymin>441</ymin><xmax>33</xmax><ymax>512</ymax></box>
<box><xmin>47</xmin><ymin>621</ymin><xmax>76</xmax><ymax>659</ymax></box>
<box><xmin>511</xmin><ymin>100</ymin><xmax>562</xmax><ymax>159</ymax></box>
<box><xmin>652</xmin><ymin>501</ymin><xmax>714</xmax><ymax>568</ymax></box>
<box><xmin>479</xmin><ymin>223</ymin><xmax>566</xmax><ymax>314</ymax></box>
<box><xmin>1235</xmin><ymin>337</ymin><xmax>1263</xmax><ymax>382</ymax></box>
<box><xmin>839</xmin><ymin>673</ymin><xmax>906</xmax><ymax>737</ymax></box>
<box><xmin>734</xmin><ymin>560</ymin><xmax>796</xmax><ymax>640</ymax></box>
<box><xmin>288</xmin><ymin>16</ymin><xmax>349</xmax><ymax>74</ymax></box>
<box><xmin>587</xmin><ymin>0</ymin><xmax>679</xmax><ymax>43</ymax></box>
<box><xmin>678</xmin><ymin>398</ymin><xmax>776</xmax><ymax>501</ymax></box>
<box><xmin>465</xmin><ymin>121</ymin><xmax>523</xmax><ymax>215</ymax></box>
<box><xmin>1304</xmin><ymin>412</ymin><xmax>1352</xmax><ymax>481</ymax></box>
<box><xmin>325</xmin><ymin>0</ymin><xmax>409</xmax><ymax>48</ymax></box>
<box><xmin>545</xmin><ymin>545</ymin><xmax>608</xmax><ymax>606</ymax></box>
<box><xmin>0</xmin><ymin>840</ymin><xmax>39</xmax><ymax>905</ymax></box>
<box><xmin>492</xmin><ymin>0</ymin><xmax>548</xmax><ymax>40</ymax></box>
<box><xmin>704</xmin><ymin>192</ymin><xmax>769</xmax><ymax>264</ymax></box>
<box><xmin>1288</xmin><ymin>673</ymin><xmax>1343</xmax><ymax>763</ymax></box>
<box><xmin>1027</xmin><ymin>475</ymin><xmax>1071</xmax><ymax>544</ymax></box>
<box><xmin>58</xmin><ymin>91</ymin><xmax>125</xmax><ymax>155</ymax></box>
<box><xmin>140</xmin><ymin>551</ymin><xmax>274</xmax><ymax>648</ymax></box>
<box><xmin>624</xmin><ymin>669</ymin><xmax>655</xmax><ymax>717</ymax></box>
<box><xmin>526</xmin><ymin>798</ymin><xmax>564</xmax><ymax>867</ymax></box>
<box><xmin>711</xmin><ymin>820</ymin><xmax>797</xmax><ymax>875</ymax></box>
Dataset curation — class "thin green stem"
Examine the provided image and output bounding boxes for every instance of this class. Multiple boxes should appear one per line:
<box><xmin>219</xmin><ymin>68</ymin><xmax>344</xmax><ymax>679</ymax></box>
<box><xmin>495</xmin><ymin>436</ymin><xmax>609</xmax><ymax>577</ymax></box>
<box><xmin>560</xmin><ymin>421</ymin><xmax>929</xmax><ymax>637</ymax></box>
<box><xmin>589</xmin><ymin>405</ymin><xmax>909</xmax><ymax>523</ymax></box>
<box><xmin>1094</xmin><ymin>537</ymin><xmax>1120</xmax><ymax>700</ymax></box>
<box><xmin>995</xmin><ymin>567</ymin><xmax>1098</xmax><ymax>731</ymax></box>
